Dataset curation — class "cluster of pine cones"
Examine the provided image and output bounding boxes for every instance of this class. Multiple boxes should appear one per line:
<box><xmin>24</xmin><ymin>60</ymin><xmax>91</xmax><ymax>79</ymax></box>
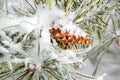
<box><xmin>49</xmin><ymin>25</ymin><xmax>92</xmax><ymax>49</ymax></box>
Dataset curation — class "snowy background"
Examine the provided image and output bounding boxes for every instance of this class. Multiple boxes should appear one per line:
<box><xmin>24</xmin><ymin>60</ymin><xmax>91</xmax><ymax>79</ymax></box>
<box><xmin>83</xmin><ymin>41</ymin><xmax>120</xmax><ymax>80</ymax></box>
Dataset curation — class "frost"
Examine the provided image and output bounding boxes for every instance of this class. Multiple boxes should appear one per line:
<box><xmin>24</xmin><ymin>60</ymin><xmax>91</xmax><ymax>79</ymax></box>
<box><xmin>7</xmin><ymin>61</ymin><xmax>13</xmax><ymax>70</ymax></box>
<box><xmin>0</xmin><ymin>46</ymin><xmax>9</xmax><ymax>53</ymax></box>
<box><xmin>2</xmin><ymin>40</ymin><xmax>27</xmax><ymax>55</ymax></box>
<box><xmin>96</xmin><ymin>74</ymin><xmax>106</xmax><ymax>80</ymax></box>
<box><xmin>0</xmin><ymin>31</ymin><xmax>12</xmax><ymax>41</ymax></box>
<box><xmin>53</xmin><ymin>18</ymin><xmax>87</xmax><ymax>37</ymax></box>
<box><xmin>116</xmin><ymin>30</ymin><xmax>120</xmax><ymax>36</ymax></box>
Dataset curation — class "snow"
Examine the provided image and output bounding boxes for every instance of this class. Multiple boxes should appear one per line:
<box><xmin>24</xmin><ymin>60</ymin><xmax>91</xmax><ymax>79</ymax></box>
<box><xmin>53</xmin><ymin>18</ymin><xmax>87</xmax><ymax>36</ymax></box>
<box><xmin>96</xmin><ymin>74</ymin><xmax>106</xmax><ymax>80</ymax></box>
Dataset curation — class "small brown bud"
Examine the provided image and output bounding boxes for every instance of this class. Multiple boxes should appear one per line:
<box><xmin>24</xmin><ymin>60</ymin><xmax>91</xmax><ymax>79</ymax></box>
<box><xmin>116</xmin><ymin>37</ymin><xmax>120</xmax><ymax>47</ymax></box>
<box><xmin>29</xmin><ymin>66</ymin><xmax>37</xmax><ymax>74</ymax></box>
